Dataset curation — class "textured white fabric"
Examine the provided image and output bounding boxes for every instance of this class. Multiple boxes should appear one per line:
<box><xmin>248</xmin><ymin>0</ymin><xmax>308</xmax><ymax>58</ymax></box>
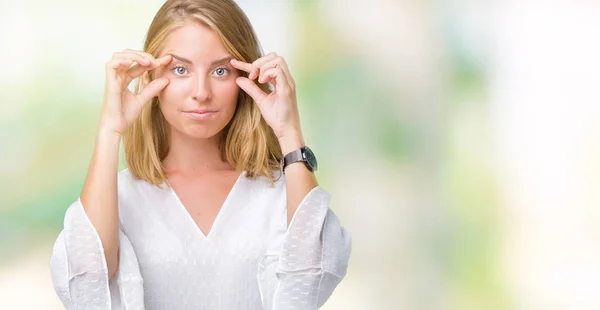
<box><xmin>50</xmin><ymin>169</ymin><xmax>351</xmax><ymax>310</ymax></box>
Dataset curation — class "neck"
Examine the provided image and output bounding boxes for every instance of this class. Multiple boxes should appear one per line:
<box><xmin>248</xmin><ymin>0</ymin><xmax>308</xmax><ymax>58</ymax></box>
<box><xmin>162</xmin><ymin>128</ymin><xmax>233</xmax><ymax>176</ymax></box>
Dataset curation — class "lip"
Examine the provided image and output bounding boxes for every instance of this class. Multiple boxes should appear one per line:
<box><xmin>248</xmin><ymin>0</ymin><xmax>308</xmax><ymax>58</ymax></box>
<box><xmin>183</xmin><ymin>110</ymin><xmax>217</xmax><ymax>120</ymax></box>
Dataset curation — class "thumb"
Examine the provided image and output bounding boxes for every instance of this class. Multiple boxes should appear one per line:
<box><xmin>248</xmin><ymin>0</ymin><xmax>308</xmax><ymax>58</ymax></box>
<box><xmin>137</xmin><ymin>77</ymin><xmax>169</xmax><ymax>104</ymax></box>
<box><xmin>236</xmin><ymin>77</ymin><xmax>267</xmax><ymax>104</ymax></box>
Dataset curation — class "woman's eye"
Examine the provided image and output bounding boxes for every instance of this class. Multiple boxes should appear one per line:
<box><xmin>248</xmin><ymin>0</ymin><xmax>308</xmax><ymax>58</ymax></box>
<box><xmin>172</xmin><ymin>66</ymin><xmax>187</xmax><ymax>75</ymax></box>
<box><xmin>213</xmin><ymin>67</ymin><xmax>229</xmax><ymax>77</ymax></box>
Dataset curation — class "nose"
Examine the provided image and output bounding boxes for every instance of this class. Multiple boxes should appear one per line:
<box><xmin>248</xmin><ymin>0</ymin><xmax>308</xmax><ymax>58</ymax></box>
<box><xmin>191</xmin><ymin>75</ymin><xmax>212</xmax><ymax>102</ymax></box>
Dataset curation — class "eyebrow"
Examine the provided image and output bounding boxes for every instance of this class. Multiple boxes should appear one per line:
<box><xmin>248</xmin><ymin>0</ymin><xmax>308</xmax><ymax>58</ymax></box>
<box><xmin>167</xmin><ymin>53</ymin><xmax>233</xmax><ymax>66</ymax></box>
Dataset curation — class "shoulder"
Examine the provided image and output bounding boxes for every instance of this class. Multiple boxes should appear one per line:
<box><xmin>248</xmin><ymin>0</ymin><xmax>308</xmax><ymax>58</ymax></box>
<box><xmin>116</xmin><ymin>168</ymin><xmax>165</xmax><ymax>202</ymax></box>
<box><xmin>244</xmin><ymin>169</ymin><xmax>286</xmax><ymax>191</ymax></box>
<box><xmin>115</xmin><ymin>168</ymin><xmax>167</xmax><ymax>227</ymax></box>
<box><xmin>117</xmin><ymin>168</ymin><xmax>143</xmax><ymax>192</ymax></box>
<box><xmin>241</xmin><ymin>169</ymin><xmax>287</xmax><ymax>205</ymax></box>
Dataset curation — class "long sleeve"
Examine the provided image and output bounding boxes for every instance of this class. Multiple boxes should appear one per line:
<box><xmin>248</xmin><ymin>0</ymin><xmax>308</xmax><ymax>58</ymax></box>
<box><xmin>50</xmin><ymin>198</ymin><xmax>145</xmax><ymax>310</ymax></box>
<box><xmin>257</xmin><ymin>186</ymin><xmax>352</xmax><ymax>310</ymax></box>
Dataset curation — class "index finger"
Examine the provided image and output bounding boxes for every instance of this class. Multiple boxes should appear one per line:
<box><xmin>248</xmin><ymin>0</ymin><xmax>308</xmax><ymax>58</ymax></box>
<box><xmin>128</xmin><ymin>55</ymin><xmax>172</xmax><ymax>80</ymax></box>
<box><xmin>230</xmin><ymin>59</ymin><xmax>252</xmax><ymax>73</ymax></box>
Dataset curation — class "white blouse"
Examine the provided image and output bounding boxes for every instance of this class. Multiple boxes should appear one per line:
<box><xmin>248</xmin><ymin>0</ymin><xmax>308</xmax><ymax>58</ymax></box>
<box><xmin>50</xmin><ymin>169</ymin><xmax>351</xmax><ymax>310</ymax></box>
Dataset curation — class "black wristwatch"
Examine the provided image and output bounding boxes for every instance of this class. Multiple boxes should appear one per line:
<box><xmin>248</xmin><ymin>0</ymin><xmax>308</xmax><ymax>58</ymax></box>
<box><xmin>280</xmin><ymin>146</ymin><xmax>318</xmax><ymax>174</ymax></box>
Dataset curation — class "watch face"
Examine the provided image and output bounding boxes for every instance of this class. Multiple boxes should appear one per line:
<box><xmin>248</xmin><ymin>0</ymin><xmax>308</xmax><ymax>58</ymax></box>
<box><xmin>304</xmin><ymin>147</ymin><xmax>318</xmax><ymax>171</ymax></box>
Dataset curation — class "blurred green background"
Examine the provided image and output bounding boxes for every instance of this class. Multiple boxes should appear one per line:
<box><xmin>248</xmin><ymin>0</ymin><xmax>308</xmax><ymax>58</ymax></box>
<box><xmin>2</xmin><ymin>0</ymin><xmax>600</xmax><ymax>309</ymax></box>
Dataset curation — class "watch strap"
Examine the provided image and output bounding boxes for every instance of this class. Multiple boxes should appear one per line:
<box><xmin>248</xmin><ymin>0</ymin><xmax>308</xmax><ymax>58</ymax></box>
<box><xmin>282</xmin><ymin>147</ymin><xmax>306</xmax><ymax>173</ymax></box>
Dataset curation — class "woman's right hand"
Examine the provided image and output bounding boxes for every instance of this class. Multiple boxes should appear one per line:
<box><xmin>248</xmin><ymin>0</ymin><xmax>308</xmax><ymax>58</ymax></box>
<box><xmin>100</xmin><ymin>49</ymin><xmax>172</xmax><ymax>135</ymax></box>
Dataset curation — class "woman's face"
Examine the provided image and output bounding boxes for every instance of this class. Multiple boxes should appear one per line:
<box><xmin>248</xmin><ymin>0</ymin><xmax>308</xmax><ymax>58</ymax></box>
<box><xmin>154</xmin><ymin>21</ymin><xmax>240</xmax><ymax>139</ymax></box>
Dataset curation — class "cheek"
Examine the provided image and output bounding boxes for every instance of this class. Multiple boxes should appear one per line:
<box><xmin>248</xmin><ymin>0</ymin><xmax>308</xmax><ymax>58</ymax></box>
<box><xmin>214</xmin><ymin>80</ymin><xmax>240</xmax><ymax>107</ymax></box>
<box><xmin>157</xmin><ymin>83</ymin><xmax>183</xmax><ymax>121</ymax></box>
<box><xmin>158</xmin><ymin>79</ymin><xmax>187</xmax><ymax>103</ymax></box>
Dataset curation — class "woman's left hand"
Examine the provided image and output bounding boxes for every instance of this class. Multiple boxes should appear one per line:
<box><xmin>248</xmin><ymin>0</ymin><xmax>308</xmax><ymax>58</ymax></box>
<box><xmin>230</xmin><ymin>53</ymin><xmax>302</xmax><ymax>145</ymax></box>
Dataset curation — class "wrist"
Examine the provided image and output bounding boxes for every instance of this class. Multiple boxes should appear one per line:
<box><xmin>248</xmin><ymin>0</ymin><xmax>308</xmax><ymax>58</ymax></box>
<box><xmin>98</xmin><ymin>113</ymin><xmax>125</xmax><ymax>137</ymax></box>
<box><xmin>278</xmin><ymin>129</ymin><xmax>305</xmax><ymax>155</ymax></box>
<box><xmin>97</xmin><ymin>125</ymin><xmax>123</xmax><ymax>142</ymax></box>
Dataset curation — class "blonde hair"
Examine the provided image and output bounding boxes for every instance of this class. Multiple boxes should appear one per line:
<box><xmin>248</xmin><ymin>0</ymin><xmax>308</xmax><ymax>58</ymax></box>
<box><xmin>124</xmin><ymin>0</ymin><xmax>282</xmax><ymax>187</ymax></box>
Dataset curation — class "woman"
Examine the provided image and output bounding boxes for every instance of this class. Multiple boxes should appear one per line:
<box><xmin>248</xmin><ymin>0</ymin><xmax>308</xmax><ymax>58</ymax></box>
<box><xmin>50</xmin><ymin>0</ymin><xmax>351</xmax><ymax>309</ymax></box>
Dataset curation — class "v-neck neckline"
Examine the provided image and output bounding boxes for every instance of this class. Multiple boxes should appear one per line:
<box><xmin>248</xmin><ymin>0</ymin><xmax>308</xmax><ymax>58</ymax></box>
<box><xmin>166</xmin><ymin>170</ymin><xmax>246</xmax><ymax>239</ymax></box>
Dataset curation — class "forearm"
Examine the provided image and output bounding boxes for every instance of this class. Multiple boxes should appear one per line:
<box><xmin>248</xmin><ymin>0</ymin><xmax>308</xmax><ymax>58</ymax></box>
<box><xmin>279</xmin><ymin>130</ymin><xmax>318</xmax><ymax>227</ymax></box>
<box><xmin>79</xmin><ymin>126</ymin><xmax>121</xmax><ymax>279</ymax></box>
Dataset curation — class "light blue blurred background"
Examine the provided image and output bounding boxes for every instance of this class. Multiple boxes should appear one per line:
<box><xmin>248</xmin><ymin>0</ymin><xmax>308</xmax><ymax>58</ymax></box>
<box><xmin>1</xmin><ymin>1</ymin><xmax>600</xmax><ymax>309</ymax></box>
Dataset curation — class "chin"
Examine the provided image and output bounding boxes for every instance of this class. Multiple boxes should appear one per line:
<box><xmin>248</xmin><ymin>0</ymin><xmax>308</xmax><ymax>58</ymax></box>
<box><xmin>174</xmin><ymin>120</ymin><xmax>229</xmax><ymax>140</ymax></box>
<box><xmin>179</xmin><ymin>126</ymin><xmax>221</xmax><ymax>139</ymax></box>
